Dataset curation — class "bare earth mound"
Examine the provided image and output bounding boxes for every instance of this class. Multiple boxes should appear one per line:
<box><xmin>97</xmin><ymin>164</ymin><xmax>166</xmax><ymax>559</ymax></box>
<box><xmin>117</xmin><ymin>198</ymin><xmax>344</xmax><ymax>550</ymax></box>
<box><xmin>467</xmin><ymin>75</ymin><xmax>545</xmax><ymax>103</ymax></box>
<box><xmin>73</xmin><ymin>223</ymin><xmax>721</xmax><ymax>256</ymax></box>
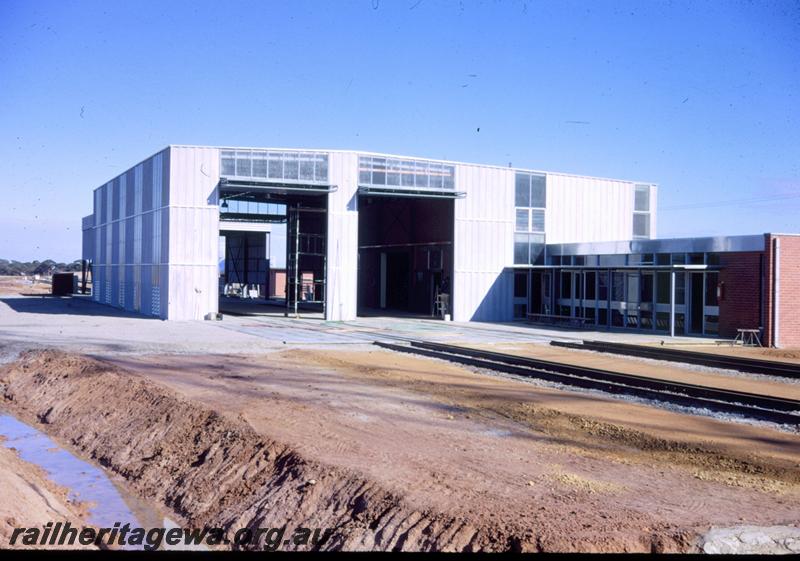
<box><xmin>0</xmin><ymin>440</ymin><xmax>93</xmax><ymax>549</ymax></box>
<box><xmin>0</xmin><ymin>350</ymin><xmax>550</xmax><ymax>551</ymax></box>
<box><xmin>2</xmin><ymin>349</ymin><xmax>798</xmax><ymax>552</ymax></box>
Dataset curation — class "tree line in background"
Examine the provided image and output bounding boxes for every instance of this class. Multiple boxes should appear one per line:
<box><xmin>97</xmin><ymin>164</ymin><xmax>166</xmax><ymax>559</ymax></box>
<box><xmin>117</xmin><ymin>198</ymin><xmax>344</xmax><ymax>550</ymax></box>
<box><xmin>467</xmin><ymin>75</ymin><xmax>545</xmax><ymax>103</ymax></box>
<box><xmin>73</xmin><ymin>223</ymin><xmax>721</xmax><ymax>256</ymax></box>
<box><xmin>0</xmin><ymin>259</ymin><xmax>82</xmax><ymax>276</ymax></box>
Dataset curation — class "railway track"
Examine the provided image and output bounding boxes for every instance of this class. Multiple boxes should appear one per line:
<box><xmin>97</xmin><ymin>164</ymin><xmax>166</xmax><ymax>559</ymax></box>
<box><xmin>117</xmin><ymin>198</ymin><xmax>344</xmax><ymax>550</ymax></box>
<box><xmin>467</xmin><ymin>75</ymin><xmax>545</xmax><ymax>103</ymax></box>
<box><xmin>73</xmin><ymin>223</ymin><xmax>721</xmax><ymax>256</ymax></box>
<box><xmin>373</xmin><ymin>340</ymin><xmax>800</xmax><ymax>426</ymax></box>
<box><xmin>551</xmin><ymin>340</ymin><xmax>800</xmax><ymax>380</ymax></box>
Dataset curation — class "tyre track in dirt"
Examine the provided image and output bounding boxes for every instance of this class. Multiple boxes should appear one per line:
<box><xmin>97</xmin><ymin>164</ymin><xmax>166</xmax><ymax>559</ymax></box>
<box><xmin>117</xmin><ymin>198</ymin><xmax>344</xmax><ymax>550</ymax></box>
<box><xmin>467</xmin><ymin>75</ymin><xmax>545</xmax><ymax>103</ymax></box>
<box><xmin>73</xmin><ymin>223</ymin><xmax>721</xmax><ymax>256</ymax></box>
<box><xmin>1</xmin><ymin>349</ymin><xmax>688</xmax><ymax>552</ymax></box>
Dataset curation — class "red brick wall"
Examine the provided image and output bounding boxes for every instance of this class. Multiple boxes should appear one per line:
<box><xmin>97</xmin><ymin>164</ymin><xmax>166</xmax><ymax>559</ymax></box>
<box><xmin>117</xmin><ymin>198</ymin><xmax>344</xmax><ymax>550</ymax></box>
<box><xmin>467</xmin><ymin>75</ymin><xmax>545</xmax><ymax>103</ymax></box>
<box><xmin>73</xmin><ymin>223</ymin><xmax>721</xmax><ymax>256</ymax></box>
<box><xmin>718</xmin><ymin>252</ymin><xmax>763</xmax><ymax>339</ymax></box>
<box><xmin>763</xmin><ymin>234</ymin><xmax>800</xmax><ymax>348</ymax></box>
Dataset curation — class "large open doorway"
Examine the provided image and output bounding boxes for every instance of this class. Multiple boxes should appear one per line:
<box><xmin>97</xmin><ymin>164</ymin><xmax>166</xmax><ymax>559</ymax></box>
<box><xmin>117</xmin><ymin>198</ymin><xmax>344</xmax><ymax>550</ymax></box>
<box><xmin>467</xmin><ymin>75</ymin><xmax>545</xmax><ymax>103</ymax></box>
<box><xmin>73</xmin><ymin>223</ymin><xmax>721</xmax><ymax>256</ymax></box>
<box><xmin>689</xmin><ymin>271</ymin><xmax>704</xmax><ymax>334</ymax></box>
<box><xmin>217</xmin><ymin>191</ymin><xmax>328</xmax><ymax>318</ymax></box>
<box><xmin>357</xmin><ymin>195</ymin><xmax>454</xmax><ymax>317</ymax></box>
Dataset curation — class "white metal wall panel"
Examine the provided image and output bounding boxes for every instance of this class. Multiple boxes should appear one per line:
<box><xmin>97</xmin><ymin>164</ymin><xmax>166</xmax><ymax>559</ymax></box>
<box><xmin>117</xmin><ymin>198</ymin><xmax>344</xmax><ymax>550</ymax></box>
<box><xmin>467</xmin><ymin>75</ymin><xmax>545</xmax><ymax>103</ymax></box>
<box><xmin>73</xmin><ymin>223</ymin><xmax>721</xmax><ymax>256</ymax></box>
<box><xmin>326</xmin><ymin>151</ymin><xmax>359</xmax><ymax>321</ymax></box>
<box><xmin>452</xmin><ymin>164</ymin><xmax>515</xmax><ymax>322</ymax></box>
<box><xmin>648</xmin><ymin>184</ymin><xmax>658</xmax><ymax>239</ymax></box>
<box><xmin>86</xmin><ymin>148</ymin><xmax>170</xmax><ymax>317</ymax></box>
<box><xmin>166</xmin><ymin>146</ymin><xmax>220</xmax><ymax>320</ymax></box>
<box><xmin>545</xmin><ymin>174</ymin><xmax>638</xmax><ymax>244</ymax></box>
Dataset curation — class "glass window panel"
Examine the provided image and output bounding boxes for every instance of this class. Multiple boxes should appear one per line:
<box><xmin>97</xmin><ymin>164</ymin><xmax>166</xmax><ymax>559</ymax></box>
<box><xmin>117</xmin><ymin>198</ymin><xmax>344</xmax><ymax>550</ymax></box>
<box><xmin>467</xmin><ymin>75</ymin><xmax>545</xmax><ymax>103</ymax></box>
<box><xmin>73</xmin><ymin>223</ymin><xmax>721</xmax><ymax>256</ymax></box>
<box><xmin>634</xmin><ymin>185</ymin><xmax>650</xmax><ymax>211</ymax></box>
<box><xmin>656</xmin><ymin>253</ymin><xmax>671</xmax><ymax>266</ymax></box>
<box><xmin>531</xmin><ymin>209</ymin><xmax>545</xmax><ymax>232</ymax></box>
<box><xmin>599</xmin><ymin>254</ymin><xmax>626</xmax><ymax>267</ymax></box>
<box><xmin>656</xmin><ymin>272</ymin><xmax>670</xmax><ymax>304</ymax></box>
<box><xmin>585</xmin><ymin>272</ymin><xmax>596</xmax><ymax>299</ymax></box>
<box><xmin>633</xmin><ymin>213</ymin><xmax>650</xmax><ymax>237</ymax></box>
<box><xmin>612</xmin><ymin>272</ymin><xmax>625</xmax><ymax>301</ymax></box>
<box><xmin>612</xmin><ymin>309</ymin><xmax>624</xmax><ymax>326</ymax></box>
<box><xmin>598</xmin><ymin>271</ymin><xmax>609</xmax><ymax>300</ymax></box>
<box><xmin>268</xmin><ymin>156</ymin><xmax>284</xmax><ymax>179</ymax></box>
<box><xmin>674</xmin><ymin>313</ymin><xmax>685</xmax><ymax>332</ymax></box>
<box><xmin>371</xmin><ymin>158</ymin><xmax>387</xmax><ymax>185</ymax></box>
<box><xmin>443</xmin><ymin>166</ymin><xmax>455</xmax><ymax>189</ymax></box>
<box><xmin>560</xmin><ymin>272</ymin><xmax>571</xmax><ymax>299</ymax></box>
<box><xmin>531</xmin><ymin>174</ymin><xmax>546</xmax><ymax>207</ymax></box>
<box><xmin>386</xmin><ymin>159</ymin><xmax>400</xmax><ymax>186</ymax></box>
<box><xmin>514</xmin><ymin>304</ymin><xmax>527</xmax><ymax>319</ymax></box>
<box><xmin>530</xmin><ymin>242</ymin><xmax>545</xmax><ymax>265</ymax></box>
<box><xmin>252</xmin><ymin>158</ymin><xmax>267</xmax><ymax>178</ymax></box>
<box><xmin>656</xmin><ymin>312</ymin><xmax>670</xmax><ymax>331</ymax></box>
<box><xmin>514</xmin><ymin>272</ymin><xmax>527</xmax><ymax>298</ymax></box>
<box><xmin>515</xmin><ymin>173</ymin><xmax>531</xmax><ymax>207</ymax></box>
<box><xmin>515</xmin><ymin>209</ymin><xmax>530</xmax><ymax>232</ymax></box>
<box><xmin>598</xmin><ymin>307</ymin><xmax>608</xmax><ymax>326</ymax></box>
<box><xmin>672</xmin><ymin>253</ymin><xmax>686</xmax><ymax>265</ymax></box>
<box><xmin>514</xmin><ymin>234</ymin><xmax>529</xmax><ymax>265</ymax></box>
<box><xmin>584</xmin><ymin>255</ymin><xmax>598</xmax><ymax>266</ymax></box>
<box><xmin>235</xmin><ymin>156</ymin><xmax>252</xmax><ymax>177</ymax></box>
<box><xmin>707</xmin><ymin>253</ymin><xmax>721</xmax><ymax>266</ymax></box>
<box><xmin>675</xmin><ymin>272</ymin><xmax>686</xmax><ymax>304</ymax></box>
<box><xmin>414</xmin><ymin>161</ymin><xmax>429</xmax><ymax>188</ymax></box>
<box><xmin>428</xmin><ymin>163</ymin><xmax>444</xmax><ymax>189</ymax></box>
<box><xmin>705</xmin><ymin>272</ymin><xmax>719</xmax><ymax>306</ymax></box>
<box><xmin>704</xmin><ymin>315</ymin><xmax>719</xmax><ymax>335</ymax></box>
<box><xmin>299</xmin><ymin>159</ymin><xmax>315</xmax><ymax>180</ymax></box>
<box><xmin>283</xmin><ymin>154</ymin><xmax>299</xmax><ymax>180</ymax></box>
<box><xmin>359</xmin><ymin>169</ymin><xmax>371</xmax><ymax>184</ymax></box>
<box><xmin>688</xmin><ymin>252</ymin><xmax>704</xmax><ymax>264</ymax></box>
<box><xmin>641</xmin><ymin>272</ymin><xmax>654</xmax><ymax>303</ymax></box>
<box><xmin>626</xmin><ymin>273</ymin><xmax>640</xmax><ymax>306</ymax></box>
<box><xmin>401</xmin><ymin>164</ymin><xmax>415</xmax><ymax>186</ymax></box>
<box><xmin>315</xmin><ymin>157</ymin><xmax>328</xmax><ymax>182</ymax></box>
<box><xmin>221</xmin><ymin>154</ymin><xmax>235</xmax><ymax>176</ymax></box>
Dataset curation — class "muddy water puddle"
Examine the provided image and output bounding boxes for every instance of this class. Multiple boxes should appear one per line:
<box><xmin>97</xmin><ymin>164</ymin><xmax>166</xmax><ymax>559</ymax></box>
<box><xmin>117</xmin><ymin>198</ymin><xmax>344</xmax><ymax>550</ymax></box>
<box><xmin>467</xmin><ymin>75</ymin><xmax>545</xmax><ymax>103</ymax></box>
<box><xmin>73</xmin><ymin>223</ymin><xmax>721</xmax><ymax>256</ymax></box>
<box><xmin>0</xmin><ymin>412</ymin><xmax>196</xmax><ymax>550</ymax></box>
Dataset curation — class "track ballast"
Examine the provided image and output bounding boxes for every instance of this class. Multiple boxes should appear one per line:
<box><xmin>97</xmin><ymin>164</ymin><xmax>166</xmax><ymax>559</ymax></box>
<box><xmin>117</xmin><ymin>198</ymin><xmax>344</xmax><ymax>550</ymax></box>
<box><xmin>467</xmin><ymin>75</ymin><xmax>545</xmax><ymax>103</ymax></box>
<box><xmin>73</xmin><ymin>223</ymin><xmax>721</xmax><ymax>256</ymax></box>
<box><xmin>374</xmin><ymin>340</ymin><xmax>800</xmax><ymax>426</ymax></box>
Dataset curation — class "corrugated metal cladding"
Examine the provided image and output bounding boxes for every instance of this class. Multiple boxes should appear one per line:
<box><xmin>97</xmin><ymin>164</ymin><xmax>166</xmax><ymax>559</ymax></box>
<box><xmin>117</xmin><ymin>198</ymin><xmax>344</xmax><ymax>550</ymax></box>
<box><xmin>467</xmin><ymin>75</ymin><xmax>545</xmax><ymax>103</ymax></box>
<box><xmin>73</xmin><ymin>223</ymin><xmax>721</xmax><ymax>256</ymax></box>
<box><xmin>88</xmin><ymin>148</ymin><xmax>170</xmax><ymax>318</ymax></box>
<box><xmin>326</xmin><ymin>151</ymin><xmax>359</xmax><ymax>321</ymax></box>
<box><xmin>167</xmin><ymin>146</ymin><xmax>220</xmax><ymax>320</ymax></box>
<box><xmin>545</xmin><ymin>174</ymin><xmax>653</xmax><ymax>244</ymax></box>
<box><xmin>453</xmin><ymin>164</ymin><xmax>515</xmax><ymax>321</ymax></box>
<box><xmin>84</xmin><ymin>145</ymin><xmax>656</xmax><ymax>322</ymax></box>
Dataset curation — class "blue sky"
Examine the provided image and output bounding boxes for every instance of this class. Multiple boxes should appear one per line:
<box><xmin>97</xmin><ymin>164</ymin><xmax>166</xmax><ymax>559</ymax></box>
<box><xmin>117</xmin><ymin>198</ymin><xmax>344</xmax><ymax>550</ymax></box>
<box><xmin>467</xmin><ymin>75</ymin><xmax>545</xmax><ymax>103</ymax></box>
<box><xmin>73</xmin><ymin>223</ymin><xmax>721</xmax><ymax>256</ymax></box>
<box><xmin>1</xmin><ymin>0</ymin><xmax>798</xmax><ymax>262</ymax></box>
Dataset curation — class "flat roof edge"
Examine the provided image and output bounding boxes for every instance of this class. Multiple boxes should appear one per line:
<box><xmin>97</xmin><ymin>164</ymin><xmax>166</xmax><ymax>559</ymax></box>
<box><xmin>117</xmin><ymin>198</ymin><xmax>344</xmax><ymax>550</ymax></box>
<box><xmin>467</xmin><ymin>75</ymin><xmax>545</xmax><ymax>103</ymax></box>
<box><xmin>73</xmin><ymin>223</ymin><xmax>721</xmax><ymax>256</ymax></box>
<box><xmin>547</xmin><ymin>234</ymin><xmax>766</xmax><ymax>256</ymax></box>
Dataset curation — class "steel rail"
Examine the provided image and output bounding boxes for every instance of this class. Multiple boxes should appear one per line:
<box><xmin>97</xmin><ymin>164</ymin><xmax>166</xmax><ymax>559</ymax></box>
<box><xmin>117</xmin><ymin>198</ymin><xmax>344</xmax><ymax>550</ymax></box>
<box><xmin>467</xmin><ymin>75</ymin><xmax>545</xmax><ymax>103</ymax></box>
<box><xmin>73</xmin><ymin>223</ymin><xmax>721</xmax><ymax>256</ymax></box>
<box><xmin>551</xmin><ymin>340</ymin><xmax>800</xmax><ymax>380</ymax></box>
<box><xmin>373</xmin><ymin>341</ymin><xmax>800</xmax><ymax>426</ymax></box>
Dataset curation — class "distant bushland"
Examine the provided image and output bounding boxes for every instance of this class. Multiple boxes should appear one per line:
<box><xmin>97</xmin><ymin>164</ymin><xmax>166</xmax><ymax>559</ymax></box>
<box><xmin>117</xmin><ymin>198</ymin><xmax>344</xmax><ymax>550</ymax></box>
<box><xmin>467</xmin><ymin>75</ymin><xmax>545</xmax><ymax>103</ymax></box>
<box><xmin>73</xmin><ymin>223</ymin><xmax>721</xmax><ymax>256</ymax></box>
<box><xmin>0</xmin><ymin>259</ymin><xmax>82</xmax><ymax>276</ymax></box>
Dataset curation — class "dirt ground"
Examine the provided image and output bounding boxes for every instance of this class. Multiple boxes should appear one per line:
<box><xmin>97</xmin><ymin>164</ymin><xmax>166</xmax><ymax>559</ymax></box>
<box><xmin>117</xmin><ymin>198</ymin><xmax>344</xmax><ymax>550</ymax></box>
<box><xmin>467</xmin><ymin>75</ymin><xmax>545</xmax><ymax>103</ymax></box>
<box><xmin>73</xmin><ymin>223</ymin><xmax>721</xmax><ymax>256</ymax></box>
<box><xmin>651</xmin><ymin>343</ymin><xmax>800</xmax><ymax>365</ymax></box>
<box><xmin>3</xmin><ymin>344</ymin><xmax>797</xmax><ymax>552</ymax></box>
<box><xmin>6</xmin><ymin>350</ymin><xmax>800</xmax><ymax>551</ymax></box>
<box><xmin>0</xmin><ymin>276</ymin><xmax>51</xmax><ymax>296</ymax></box>
<box><xmin>0</xmin><ymin>437</ymin><xmax>93</xmax><ymax>549</ymax></box>
<box><xmin>464</xmin><ymin>342</ymin><xmax>800</xmax><ymax>401</ymax></box>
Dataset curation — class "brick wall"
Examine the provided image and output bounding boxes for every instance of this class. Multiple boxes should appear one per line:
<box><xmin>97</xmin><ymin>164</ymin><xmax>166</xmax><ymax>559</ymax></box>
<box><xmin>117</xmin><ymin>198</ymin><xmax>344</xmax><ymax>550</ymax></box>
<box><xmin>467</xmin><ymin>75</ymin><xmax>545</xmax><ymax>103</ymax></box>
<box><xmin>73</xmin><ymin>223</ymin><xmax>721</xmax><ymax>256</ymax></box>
<box><xmin>718</xmin><ymin>252</ymin><xmax>763</xmax><ymax>339</ymax></box>
<box><xmin>763</xmin><ymin>234</ymin><xmax>800</xmax><ymax>348</ymax></box>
